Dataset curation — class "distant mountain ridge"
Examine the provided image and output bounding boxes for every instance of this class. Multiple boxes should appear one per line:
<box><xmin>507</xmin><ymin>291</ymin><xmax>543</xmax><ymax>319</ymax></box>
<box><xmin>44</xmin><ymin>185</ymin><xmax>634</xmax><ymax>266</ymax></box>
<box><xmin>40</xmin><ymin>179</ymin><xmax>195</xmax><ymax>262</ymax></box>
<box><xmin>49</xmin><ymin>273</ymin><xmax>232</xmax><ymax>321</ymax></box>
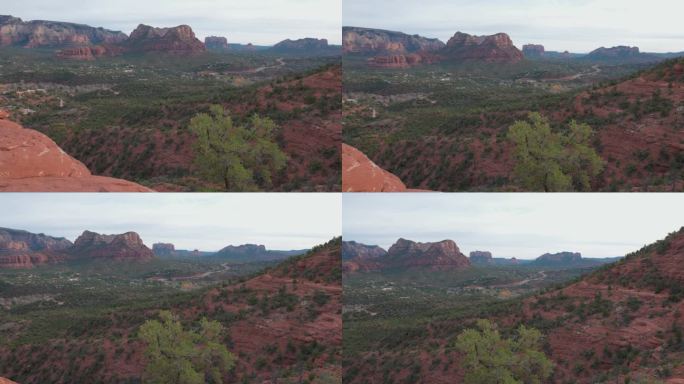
<box><xmin>342</xmin><ymin>239</ymin><xmax>470</xmax><ymax>272</ymax></box>
<box><xmin>151</xmin><ymin>241</ymin><xmax>307</xmax><ymax>263</ymax></box>
<box><xmin>0</xmin><ymin>15</ymin><xmax>126</xmax><ymax>48</ymax></box>
<box><xmin>0</xmin><ymin>227</ymin><xmax>154</xmax><ymax>268</ymax></box>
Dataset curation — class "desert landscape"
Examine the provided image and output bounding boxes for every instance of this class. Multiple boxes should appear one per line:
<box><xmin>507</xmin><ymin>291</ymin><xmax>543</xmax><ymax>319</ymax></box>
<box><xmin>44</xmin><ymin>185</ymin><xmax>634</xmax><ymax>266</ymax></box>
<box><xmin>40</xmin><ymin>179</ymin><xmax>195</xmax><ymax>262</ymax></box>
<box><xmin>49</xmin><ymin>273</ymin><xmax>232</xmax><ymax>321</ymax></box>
<box><xmin>342</xmin><ymin>1</ymin><xmax>684</xmax><ymax>192</ymax></box>
<box><xmin>0</xmin><ymin>194</ymin><xmax>342</xmax><ymax>383</ymax></box>
<box><xmin>343</xmin><ymin>193</ymin><xmax>684</xmax><ymax>383</ymax></box>
<box><xmin>0</xmin><ymin>7</ymin><xmax>341</xmax><ymax>192</ymax></box>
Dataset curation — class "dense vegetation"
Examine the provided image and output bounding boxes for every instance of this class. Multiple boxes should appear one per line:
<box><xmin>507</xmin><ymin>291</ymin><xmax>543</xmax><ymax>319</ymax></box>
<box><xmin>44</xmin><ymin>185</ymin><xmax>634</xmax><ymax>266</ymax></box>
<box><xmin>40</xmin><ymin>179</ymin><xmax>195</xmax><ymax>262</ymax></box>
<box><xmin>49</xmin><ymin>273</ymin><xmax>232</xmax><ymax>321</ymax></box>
<box><xmin>0</xmin><ymin>48</ymin><xmax>340</xmax><ymax>191</ymax></box>
<box><xmin>343</xmin><ymin>55</ymin><xmax>682</xmax><ymax>191</ymax></box>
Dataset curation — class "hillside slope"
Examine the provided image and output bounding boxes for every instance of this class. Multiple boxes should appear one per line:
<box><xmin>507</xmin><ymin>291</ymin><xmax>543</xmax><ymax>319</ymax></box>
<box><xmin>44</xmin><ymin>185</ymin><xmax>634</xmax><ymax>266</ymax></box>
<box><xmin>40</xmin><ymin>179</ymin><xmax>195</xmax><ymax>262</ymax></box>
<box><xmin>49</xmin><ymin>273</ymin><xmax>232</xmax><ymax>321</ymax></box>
<box><xmin>0</xmin><ymin>238</ymin><xmax>341</xmax><ymax>383</ymax></box>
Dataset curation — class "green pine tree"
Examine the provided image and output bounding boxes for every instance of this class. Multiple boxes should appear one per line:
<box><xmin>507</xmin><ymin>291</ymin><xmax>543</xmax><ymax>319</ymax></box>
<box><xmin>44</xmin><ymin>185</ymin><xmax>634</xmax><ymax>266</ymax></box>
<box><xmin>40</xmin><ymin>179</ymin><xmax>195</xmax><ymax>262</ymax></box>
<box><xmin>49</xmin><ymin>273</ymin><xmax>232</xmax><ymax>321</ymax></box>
<box><xmin>139</xmin><ymin>311</ymin><xmax>235</xmax><ymax>384</ymax></box>
<box><xmin>190</xmin><ymin>105</ymin><xmax>287</xmax><ymax>191</ymax></box>
<box><xmin>455</xmin><ymin>319</ymin><xmax>554</xmax><ymax>384</ymax></box>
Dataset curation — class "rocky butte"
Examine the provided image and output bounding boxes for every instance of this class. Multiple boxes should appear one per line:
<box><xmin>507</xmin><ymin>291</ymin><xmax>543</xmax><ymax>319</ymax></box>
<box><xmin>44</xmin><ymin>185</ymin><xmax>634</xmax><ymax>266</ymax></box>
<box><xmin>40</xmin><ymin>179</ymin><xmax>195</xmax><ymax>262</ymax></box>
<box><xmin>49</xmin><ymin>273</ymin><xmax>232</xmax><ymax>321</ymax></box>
<box><xmin>384</xmin><ymin>238</ymin><xmax>471</xmax><ymax>270</ymax></box>
<box><xmin>587</xmin><ymin>45</ymin><xmax>641</xmax><ymax>59</ymax></box>
<box><xmin>70</xmin><ymin>230</ymin><xmax>155</xmax><ymax>261</ymax></box>
<box><xmin>442</xmin><ymin>31</ymin><xmax>523</xmax><ymax>63</ymax></box>
<box><xmin>0</xmin><ymin>15</ymin><xmax>127</xmax><ymax>48</ymax></box>
<box><xmin>342</xmin><ymin>241</ymin><xmax>387</xmax><ymax>260</ymax></box>
<box><xmin>342</xmin><ymin>26</ymin><xmax>445</xmax><ymax>54</ymax></box>
<box><xmin>122</xmin><ymin>24</ymin><xmax>205</xmax><ymax>54</ymax></box>
<box><xmin>0</xmin><ymin>111</ymin><xmax>152</xmax><ymax>192</ymax></box>
<box><xmin>204</xmin><ymin>36</ymin><xmax>228</xmax><ymax>50</ymax></box>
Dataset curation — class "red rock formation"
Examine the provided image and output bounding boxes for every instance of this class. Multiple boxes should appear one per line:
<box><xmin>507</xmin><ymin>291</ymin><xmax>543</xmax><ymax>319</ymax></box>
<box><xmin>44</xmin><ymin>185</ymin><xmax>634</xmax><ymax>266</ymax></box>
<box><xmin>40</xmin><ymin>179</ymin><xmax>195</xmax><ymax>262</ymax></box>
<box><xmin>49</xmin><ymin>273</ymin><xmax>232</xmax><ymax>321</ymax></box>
<box><xmin>0</xmin><ymin>119</ymin><xmax>153</xmax><ymax>192</ymax></box>
<box><xmin>588</xmin><ymin>45</ymin><xmax>640</xmax><ymax>59</ymax></box>
<box><xmin>123</xmin><ymin>24</ymin><xmax>205</xmax><ymax>54</ymax></box>
<box><xmin>443</xmin><ymin>32</ymin><xmax>523</xmax><ymax>63</ymax></box>
<box><xmin>204</xmin><ymin>36</ymin><xmax>228</xmax><ymax>50</ymax></box>
<box><xmin>57</xmin><ymin>45</ymin><xmax>123</xmax><ymax>60</ymax></box>
<box><xmin>522</xmin><ymin>44</ymin><xmax>545</xmax><ymax>57</ymax></box>
<box><xmin>342</xmin><ymin>241</ymin><xmax>387</xmax><ymax>260</ymax></box>
<box><xmin>370</xmin><ymin>53</ymin><xmax>424</xmax><ymax>68</ymax></box>
<box><xmin>0</xmin><ymin>377</ymin><xmax>19</xmax><ymax>384</ymax></box>
<box><xmin>70</xmin><ymin>230</ymin><xmax>154</xmax><ymax>262</ymax></box>
<box><xmin>0</xmin><ymin>227</ymin><xmax>72</xmax><ymax>268</ymax></box>
<box><xmin>0</xmin><ymin>15</ymin><xmax>127</xmax><ymax>48</ymax></box>
<box><xmin>343</xmin><ymin>26</ymin><xmax>445</xmax><ymax>54</ymax></box>
<box><xmin>342</xmin><ymin>143</ymin><xmax>407</xmax><ymax>192</ymax></box>
<box><xmin>385</xmin><ymin>238</ymin><xmax>471</xmax><ymax>270</ymax></box>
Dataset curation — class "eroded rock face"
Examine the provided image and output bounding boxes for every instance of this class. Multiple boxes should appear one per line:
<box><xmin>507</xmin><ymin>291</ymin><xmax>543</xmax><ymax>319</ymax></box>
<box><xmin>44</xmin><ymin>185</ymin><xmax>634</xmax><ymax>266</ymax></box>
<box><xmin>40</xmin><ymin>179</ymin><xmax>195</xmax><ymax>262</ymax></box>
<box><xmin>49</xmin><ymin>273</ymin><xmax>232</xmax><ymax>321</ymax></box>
<box><xmin>123</xmin><ymin>24</ymin><xmax>205</xmax><ymax>54</ymax></box>
<box><xmin>152</xmin><ymin>243</ymin><xmax>175</xmax><ymax>257</ymax></box>
<box><xmin>343</xmin><ymin>26</ymin><xmax>445</xmax><ymax>54</ymax></box>
<box><xmin>342</xmin><ymin>241</ymin><xmax>387</xmax><ymax>260</ymax></box>
<box><xmin>469</xmin><ymin>250</ymin><xmax>493</xmax><ymax>264</ymax></box>
<box><xmin>204</xmin><ymin>36</ymin><xmax>228</xmax><ymax>50</ymax></box>
<box><xmin>443</xmin><ymin>32</ymin><xmax>523</xmax><ymax>63</ymax></box>
<box><xmin>0</xmin><ymin>119</ymin><xmax>152</xmax><ymax>192</ymax></box>
<box><xmin>385</xmin><ymin>238</ymin><xmax>471</xmax><ymax>270</ymax></box>
<box><xmin>0</xmin><ymin>376</ymin><xmax>19</xmax><ymax>384</ymax></box>
<box><xmin>0</xmin><ymin>227</ymin><xmax>73</xmax><ymax>268</ymax></box>
<box><xmin>71</xmin><ymin>230</ymin><xmax>154</xmax><ymax>261</ymax></box>
<box><xmin>342</xmin><ymin>143</ymin><xmax>407</xmax><ymax>192</ymax></box>
<box><xmin>0</xmin><ymin>15</ymin><xmax>127</xmax><ymax>48</ymax></box>
<box><xmin>522</xmin><ymin>44</ymin><xmax>545</xmax><ymax>57</ymax></box>
<box><xmin>57</xmin><ymin>45</ymin><xmax>123</xmax><ymax>60</ymax></box>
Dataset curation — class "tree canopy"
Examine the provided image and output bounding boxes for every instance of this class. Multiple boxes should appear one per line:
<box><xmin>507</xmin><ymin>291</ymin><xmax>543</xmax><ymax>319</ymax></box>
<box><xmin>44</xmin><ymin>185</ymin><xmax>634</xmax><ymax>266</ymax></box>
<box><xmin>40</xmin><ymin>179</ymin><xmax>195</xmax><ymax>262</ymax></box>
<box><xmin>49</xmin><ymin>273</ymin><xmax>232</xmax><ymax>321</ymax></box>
<box><xmin>139</xmin><ymin>310</ymin><xmax>235</xmax><ymax>384</ymax></box>
<box><xmin>507</xmin><ymin>113</ymin><xmax>604</xmax><ymax>191</ymax></box>
<box><xmin>190</xmin><ymin>105</ymin><xmax>287</xmax><ymax>191</ymax></box>
<box><xmin>455</xmin><ymin>319</ymin><xmax>554</xmax><ymax>384</ymax></box>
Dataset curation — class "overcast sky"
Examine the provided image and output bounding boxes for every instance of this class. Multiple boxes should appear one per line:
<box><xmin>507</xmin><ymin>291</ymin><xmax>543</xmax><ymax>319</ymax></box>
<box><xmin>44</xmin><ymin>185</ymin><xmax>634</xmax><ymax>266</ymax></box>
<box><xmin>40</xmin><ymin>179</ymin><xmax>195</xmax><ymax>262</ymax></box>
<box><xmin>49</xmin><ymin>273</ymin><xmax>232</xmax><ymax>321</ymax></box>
<box><xmin>343</xmin><ymin>194</ymin><xmax>684</xmax><ymax>259</ymax></box>
<box><xmin>3</xmin><ymin>0</ymin><xmax>342</xmax><ymax>45</ymax></box>
<box><xmin>344</xmin><ymin>0</ymin><xmax>684</xmax><ymax>53</ymax></box>
<box><xmin>0</xmin><ymin>193</ymin><xmax>340</xmax><ymax>251</ymax></box>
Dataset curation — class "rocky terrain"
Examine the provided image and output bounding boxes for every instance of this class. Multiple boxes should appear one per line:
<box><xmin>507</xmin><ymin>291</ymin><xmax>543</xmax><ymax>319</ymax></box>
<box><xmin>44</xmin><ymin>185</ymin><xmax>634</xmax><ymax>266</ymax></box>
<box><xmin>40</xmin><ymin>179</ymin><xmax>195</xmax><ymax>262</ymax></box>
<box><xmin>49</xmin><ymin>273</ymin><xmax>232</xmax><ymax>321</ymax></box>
<box><xmin>342</xmin><ymin>238</ymin><xmax>472</xmax><ymax>272</ymax></box>
<box><xmin>0</xmin><ymin>15</ymin><xmax>127</xmax><ymax>48</ymax></box>
<box><xmin>122</xmin><ymin>24</ymin><xmax>205</xmax><ymax>54</ymax></box>
<box><xmin>342</xmin><ymin>143</ymin><xmax>408</xmax><ymax>192</ymax></box>
<box><xmin>0</xmin><ymin>228</ymin><xmax>72</xmax><ymax>268</ymax></box>
<box><xmin>442</xmin><ymin>31</ymin><xmax>523</xmax><ymax>63</ymax></box>
<box><xmin>344</xmin><ymin>27</ymin><xmax>523</xmax><ymax>67</ymax></box>
<box><xmin>0</xmin><ymin>238</ymin><xmax>342</xmax><ymax>383</ymax></box>
<box><xmin>586</xmin><ymin>45</ymin><xmax>649</xmax><ymax>62</ymax></box>
<box><xmin>0</xmin><ymin>228</ymin><xmax>154</xmax><ymax>268</ymax></box>
<box><xmin>342</xmin><ymin>26</ymin><xmax>445</xmax><ymax>55</ymax></box>
<box><xmin>204</xmin><ymin>36</ymin><xmax>228</xmax><ymax>50</ymax></box>
<box><xmin>0</xmin><ymin>112</ymin><xmax>152</xmax><ymax>192</ymax></box>
<box><xmin>519</xmin><ymin>228</ymin><xmax>684</xmax><ymax>382</ymax></box>
<box><xmin>70</xmin><ymin>231</ymin><xmax>154</xmax><ymax>262</ymax></box>
<box><xmin>469</xmin><ymin>250</ymin><xmax>493</xmax><ymax>264</ymax></box>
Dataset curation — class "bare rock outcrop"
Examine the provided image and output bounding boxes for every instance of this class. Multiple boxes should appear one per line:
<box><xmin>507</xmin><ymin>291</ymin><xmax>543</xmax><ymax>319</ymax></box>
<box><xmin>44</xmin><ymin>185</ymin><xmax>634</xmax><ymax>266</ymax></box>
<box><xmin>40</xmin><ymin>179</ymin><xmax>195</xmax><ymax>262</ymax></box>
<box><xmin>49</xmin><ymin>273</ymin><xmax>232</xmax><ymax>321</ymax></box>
<box><xmin>443</xmin><ymin>32</ymin><xmax>523</xmax><ymax>63</ymax></box>
<box><xmin>0</xmin><ymin>15</ymin><xmax>127</xmax><ymax>48</ymax></box>
<box><xmin>0</xmin><ymin>118</ymin><xmax>152</xmax><ymax>192</ymax></box>
<box><xmin>122</xmin><ymin>24</ymin><xmax>205</xmax><ymax>54</ymax></box>
<box><xmin>385</xmin><ymin>238</ymin><xmax>471</xmax><ymax>270</ymax></box>
<box><xmin>205</xmin><ymin>36</ymin><xmax>228</xmax><ymax>50</ymax></box>
<box><xmin>342</xmin><ymin>143</ymin><xmax>407</xmax><ymax>192</ymax></box>
<box><xmin>71</xmin><ymin>230</ymin><xmax>154</xmax><ymax>262</ymax></box>
<box><xmin>343</xmin><ymin>26</ymin><xmax>445</xmax><ymax>54</ymax></box>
